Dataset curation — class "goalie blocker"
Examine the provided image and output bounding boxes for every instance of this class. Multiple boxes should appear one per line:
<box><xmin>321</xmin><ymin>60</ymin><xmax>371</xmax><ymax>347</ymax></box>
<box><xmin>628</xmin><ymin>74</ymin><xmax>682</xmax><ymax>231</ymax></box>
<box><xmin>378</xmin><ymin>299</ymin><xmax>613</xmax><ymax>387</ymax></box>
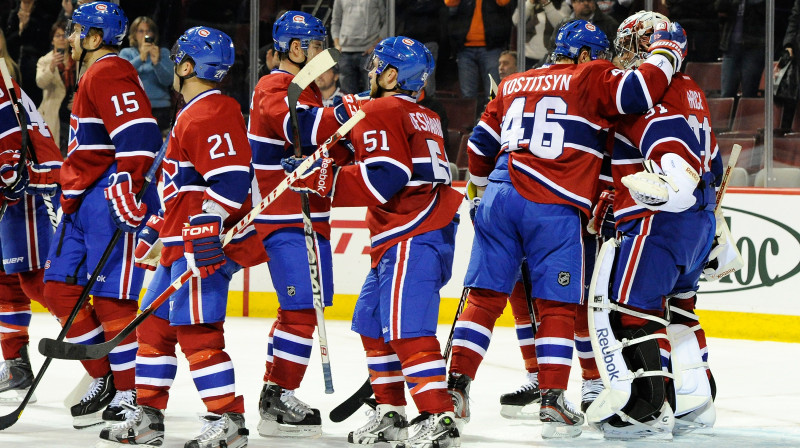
<box><xmin>586</xmin><ymin>239</ymin><xmax>716</xmax><ymax>440</ymax></box>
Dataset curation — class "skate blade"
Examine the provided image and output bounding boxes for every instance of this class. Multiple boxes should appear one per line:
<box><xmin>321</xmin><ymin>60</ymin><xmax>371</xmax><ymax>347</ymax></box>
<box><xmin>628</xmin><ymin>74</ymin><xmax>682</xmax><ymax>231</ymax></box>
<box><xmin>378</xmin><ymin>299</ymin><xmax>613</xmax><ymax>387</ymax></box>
<box><xmin>500</xmin><ymin>404</ymin><xmax>540</xmax><ymax>421</ymax></box>
<box><xmin>541</xmin><ymin>421</ymin><xmax>583</xmax><ymax>439</ymax></box>
<box><xmin>0</xmin><ymin>389</ymin><xmax>36</xmax><ymax>404</ymax></box>
<box><xmin>95</xmin><ymin>439</ymin><xmax>164</xmax><ymax>448</ymax></box>
<box><xmin>673</xmin><ymin>421</ymin><xmax>714</xmax><ymax>436</ymax></box>
<box><xmin>602</xmin><ymin>426</ymin><xmax>674</xmax><ymax>441</ymax></box>
<box><xmin>257</xmin><ymin>418</ymin><xmax>322</xmax><ymax>438</ymax></box>
<box><xmin>73</xmin><ymin>412</ymin><xmax>106</xmax><ymax>430</ymax></box>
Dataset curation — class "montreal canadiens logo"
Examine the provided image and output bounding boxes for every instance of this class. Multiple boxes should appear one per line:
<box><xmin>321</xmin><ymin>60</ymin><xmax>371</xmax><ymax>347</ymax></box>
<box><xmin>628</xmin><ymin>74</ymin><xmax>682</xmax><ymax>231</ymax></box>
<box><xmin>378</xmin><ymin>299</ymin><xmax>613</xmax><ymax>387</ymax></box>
<box><xmin>293</xmin><ymin>15</ymin><xmax>305</xmax><ymax>23</ymax></box>
<box><xmin>402</xmin><ymin>38</ymin><xmax>414</xmax><ymax>46</ymax></box>
<box><xmin>198</xmin><ymin>28</ymin><xmax>210</xmax><ymax>37</ymax></box>
<box><xmin>95</xmin><ymin>3</ymin><xmax>107</xmax><ymax>10</ymax></box>
<box><xmin>585</xmin><ymin>23</ymin><xmax>596</xmax><ymax>31</ymax></box>
<box><xmin>656</xmin><ymin>21</ymin><xmax>668</xmax><ymax>31</ymax></box>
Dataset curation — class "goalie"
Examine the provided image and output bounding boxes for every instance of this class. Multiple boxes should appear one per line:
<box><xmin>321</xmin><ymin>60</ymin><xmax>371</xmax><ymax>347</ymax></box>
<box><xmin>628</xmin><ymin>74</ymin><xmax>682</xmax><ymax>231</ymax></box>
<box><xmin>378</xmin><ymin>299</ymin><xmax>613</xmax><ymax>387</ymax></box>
<box><xmin>585</xmin><ymin>12</ymin><xmax>743</xmax><ymax>441</ymax></box>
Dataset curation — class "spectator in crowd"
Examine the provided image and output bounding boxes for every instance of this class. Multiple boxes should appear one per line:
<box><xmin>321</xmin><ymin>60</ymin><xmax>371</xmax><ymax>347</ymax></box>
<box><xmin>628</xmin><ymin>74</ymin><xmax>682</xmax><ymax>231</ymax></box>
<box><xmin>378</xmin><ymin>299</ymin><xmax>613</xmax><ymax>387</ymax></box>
<box><xmin>0</xmin><ymin>28</ymin><xmax>21</xmax><ymax>80</ymax></box>
<box><xmin>35</xmin><ymin>20</ymin><xmax>74</xmax><ymax>154</ymax></box>
<box><xmin>315</xmin><ymin>66</ymin><xmax>343</xmax><ymax>107</ymax></box>
<box><xmin>779</xmin><ymin>0</ymin><xmax>800</xmax><ymax>129</ymax></box>
<box><xmin>548</xmin><ymin>0</ymin><xmax>619</xmax><ymax>53</ymax></box>
<box><xmin>445</xmin><ymin>0</ymin><xmax>516</xmax><ymax>105</ymax></box>
<box><xmin>119</xmin><ymin>16</ymin><xmax>173</xmax><ymax>134</ymax></box>
<box><xmin>596</xmin><ymin>0</ymin><xmax>634</xmax><ymax>23</ymax></box>
<box><xmin>56</xmin><ymin>0</ymin><xmax>76</xmax><ymax>23</ymax></box>
<box><xmin>4</xmin><ymin>0</ymin><xmax>56</xmax><ymax>106</ymax></box>
<box><xmin>332</xmin><ymin>0</ymin><xmax>387</xmax><ymax>94</ymax></box>
<box><xmin>716</xmin><ymin>0</ymin><xmax>766</xmax><ymax>98</ymax></box>
<box><xmin>498</xmin><ymin>50</ymin><xmax>518</xmax><ymax>79</ymax></box>
<box><xmin>667</xmin><ymin>0</ymin><xmax>719</xmax><ymax>62</ymax></box>
<box><xmin>512</xmin><ymin>0</ymin><xmax>570</xmax><ymax>68</ymax></box>
<box><xmin>397</xmin><ymin>0</ymin><xmax>446</xmax><ymax>96</ymax></box>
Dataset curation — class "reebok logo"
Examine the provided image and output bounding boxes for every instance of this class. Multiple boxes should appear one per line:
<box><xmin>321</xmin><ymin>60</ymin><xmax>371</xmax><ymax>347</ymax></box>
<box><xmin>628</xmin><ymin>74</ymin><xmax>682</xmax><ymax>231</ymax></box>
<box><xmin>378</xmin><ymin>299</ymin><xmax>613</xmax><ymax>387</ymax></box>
<box><xmin>595</xmin><ymin>328</ymin><xmax>620</xmax><ymax>381</ymax></box>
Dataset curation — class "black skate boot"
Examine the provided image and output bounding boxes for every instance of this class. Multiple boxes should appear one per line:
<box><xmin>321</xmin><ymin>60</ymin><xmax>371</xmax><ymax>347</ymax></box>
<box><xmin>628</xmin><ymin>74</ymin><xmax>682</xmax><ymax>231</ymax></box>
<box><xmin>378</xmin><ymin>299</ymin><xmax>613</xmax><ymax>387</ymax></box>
<box><xmin>70</xmin><ymin>371</ymin><xmax>116</xmax><ymax>429</ymax></box>
<box><xmin>103</xmin><ymin>389</ymin><xmax>137</xmax><ymax>421</ymax></box>
<box><xmin>98</xmin><ymin>404</ymin><xmax>165</xmax><ymax>447</ymax></box>
<box><xmin>0</xmin><ymin>345</ymin><xmax>36</xmax><ymax>403</ymax></box>
<box><xmin>499</xmin><ymin>372</ymin><xmax>540</xmax><ymax>420</ymax></box>
<box><xmin>185</xmin><ymin>412</ymin><xmax>248</xmax><ymax>448</ymax></box>
<box><xmin>539</xmin><ymin>388</ymin><xmax>584</xmax><ymax>439</ymax></box>
<box><xmin>258</xmin><ymin>383</ymin><xmax>321</xmax><ymax>437</ymax></box>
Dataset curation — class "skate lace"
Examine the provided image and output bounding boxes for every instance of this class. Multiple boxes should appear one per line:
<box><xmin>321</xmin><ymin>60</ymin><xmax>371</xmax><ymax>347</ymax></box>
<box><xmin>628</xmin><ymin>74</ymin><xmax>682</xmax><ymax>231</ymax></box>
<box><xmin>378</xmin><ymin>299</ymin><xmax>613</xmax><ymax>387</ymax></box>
<box><xmin>512</xmin><ymin>373</ymin><xmax>539</xmax><ymax>394</ymax></box>
<box><xmin>563</xmin><ymin>396</ymin><xmax>581</xmax><ymax>415</ymax></box>
<box><xmin>109</xmin><ymin>403</ymin><xmax>141</xmax><ymax>431</ymax></box>
<box><xmin>0</xmin><ymin>362</ymin><xmax>8</xmax><ymax>383</ymax></box>
<box><xmin>79</xmin><ymin>376</ymin><xmax>105</xmax><ymax>403</ymax></box>
<box><xmin>407</xmin><ymin>413</ymin><xmax>436</xmax><ymax>441</ymax></box>
<box><xmin>582</xmin><ymin>378</ymin><xmax>604</xmax><ymax>401</ymax></box>
<box><xmin>355</xmin><ymin>407</ymin><xmax>381</xmax><ymax>434</ymax></box>
<box><xmin>280</xmin><ymin>389</ymin><xmax>312</xmax><ymax>415</ymax></box>
<box><xmin>109</xmin><ymin>389</ymin><xmax>136</xmax><ymax>410</ymax></box>
<box><xmin>195</xmin><ymin>413</ymin><xmax>227</xmax><ymax>442</ymax></box>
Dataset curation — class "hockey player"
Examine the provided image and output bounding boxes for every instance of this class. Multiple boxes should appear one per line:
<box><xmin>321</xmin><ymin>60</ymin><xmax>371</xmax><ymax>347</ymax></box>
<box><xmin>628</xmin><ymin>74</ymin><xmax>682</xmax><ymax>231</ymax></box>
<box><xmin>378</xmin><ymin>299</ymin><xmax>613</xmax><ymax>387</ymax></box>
<box><xmin>43</xmin><ymin>1</ymin><xmax>163</xmax><ymax>428</ymax></box>
<box><xmin>583</xmin><ymin>13</ymin><xmax>722</xmax><ymax>439</ymax></box>
<box><xmin>0</xmin><ymin>77</ymin><xmax>61</xmax><ymax>403</ymax></box>
<box><xmin>445</xmin><ymin>20</ymin><xmax>687</xmax><ymax>440</ymax></box>
<box><xmin>98</xmin><ymin>26</ymin><xmax>259</xmax><ymax>448</ymax></box>
<box><xmin>286</xmin><ymin>35</ymin><xmax>463</xmax><ymax>448</ymax></box>
<box><xmin>247</xmin><ymin>11</ymin><xmax>350</xmax><ymax>438</ymax></box>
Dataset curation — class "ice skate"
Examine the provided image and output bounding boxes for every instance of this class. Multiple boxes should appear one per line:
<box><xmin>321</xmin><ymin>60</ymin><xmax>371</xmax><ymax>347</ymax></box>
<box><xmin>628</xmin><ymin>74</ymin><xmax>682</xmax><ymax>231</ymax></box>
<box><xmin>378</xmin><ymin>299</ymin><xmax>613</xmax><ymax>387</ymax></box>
<box><xmin>185</xmin><ymin>412</ymin><xmax>248</xmax><ymax>448</ymax></box>
<box><xmin>103</xmin><ymin>389</ymin><xmax>137</xmax><ymax>422</ymax></box>
<box><xmin>71</xmin><ymin>371</ymin><xmax>116</xmax><ymax>429</ymax></box>
<box><xmin>499</xmin><ymin>372</ymin><xmax>540</xmax><ymax>420</ymax></box>
<box><xmin>446</xmin><ymin>373</ymin><xmax>471</xmax><ymax>425</ymax></box>
<box><xmin>257</xmin><ymin>383</ymin><xmax>321</xmax><ymax>437</ymax></box>
<box><xmin>348</xmin><ymin>398</ymin><xmax>408</xmax><ymax>446</ymax></box>
<box><xmin>601</xmin><ymin>401</ymin><xmax>674</xmax><ymax>441</ymax></box>
<box><xmin>674</xmin><ymin>399</ymin><xmax>715</xmax><ymax>436</ymax></box>
<box><xmin>0</xmin><ymin>345</ymin><xmax>36</xmax><ymax>404</ymax></box>
<box><xmin>581</xmin><ymin>378</ymin><xmax>604</xmax><ymax>412</ymax></box>
<box><xmin>96</xmin><ymin>404</ymin><xmax>165</xmax><ymax>447</ymax></box>
<box><xmin>539</xmin><ymin>388</ymin><xmax>584</xmax><ymax>439</ymax></box>
<box><xmin>399</xmin><ymin>412</ymin><xmax>460</xmax><ymax>448</ymax></box>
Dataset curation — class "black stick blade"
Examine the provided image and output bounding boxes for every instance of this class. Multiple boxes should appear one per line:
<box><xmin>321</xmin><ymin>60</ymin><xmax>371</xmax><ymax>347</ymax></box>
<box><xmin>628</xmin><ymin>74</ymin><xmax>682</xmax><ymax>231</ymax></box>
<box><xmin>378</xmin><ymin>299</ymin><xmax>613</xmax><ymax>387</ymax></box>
<box><xmin>38</xmin><ymin>337</ymin><xmax>96</xmax><ymax>360</ymax></box>
<box><xmin>329</xmin><ymin>379</ymin><xmax>373</xmax><ymax>422</ymax></box>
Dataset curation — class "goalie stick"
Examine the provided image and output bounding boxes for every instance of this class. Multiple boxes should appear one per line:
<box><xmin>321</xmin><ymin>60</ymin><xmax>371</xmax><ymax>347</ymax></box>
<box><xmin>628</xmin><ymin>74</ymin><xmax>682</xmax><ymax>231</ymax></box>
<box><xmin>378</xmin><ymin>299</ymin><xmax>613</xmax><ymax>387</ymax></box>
<box><xmin>715</xmin><ymin>143</ymin><xmax>741</xmax><ymax>216</ymax></box>
<box><xmin>0</xmin><ymin>138</ymin><xmax>167</xmax><ymax>431</ymax></box>
<box><xmin>37</xmin><ymin>110</ymin><xmax>365</xmax><ymax>364</ymax></box>
<box><xmin>287</xmin><ymin>47</ymin><xmax>340</xmax><ymax>394</ymax></box>
<box><xmin>0</xmin><ymin>59</ymin><xmax>56</xmax><ymax>227</ymax></box>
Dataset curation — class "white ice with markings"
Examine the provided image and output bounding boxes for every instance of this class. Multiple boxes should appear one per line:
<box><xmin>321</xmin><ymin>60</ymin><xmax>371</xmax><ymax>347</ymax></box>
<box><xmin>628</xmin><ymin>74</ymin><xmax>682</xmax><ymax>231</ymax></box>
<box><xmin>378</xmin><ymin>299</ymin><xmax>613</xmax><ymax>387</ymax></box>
<box><xmin>1</xmin><ymin>314</ymin><xmax>798</xmax><ymax>447</ymax></box>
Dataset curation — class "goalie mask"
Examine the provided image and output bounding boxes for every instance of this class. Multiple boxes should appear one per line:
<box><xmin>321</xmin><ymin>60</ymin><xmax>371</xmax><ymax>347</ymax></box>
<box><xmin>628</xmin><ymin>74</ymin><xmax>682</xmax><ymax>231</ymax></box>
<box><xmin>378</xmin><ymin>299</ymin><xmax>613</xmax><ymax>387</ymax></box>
<box><xmin>614</xmin><ymin>11</ymin><xmax>670</xmax><ymax>69</ymax></box>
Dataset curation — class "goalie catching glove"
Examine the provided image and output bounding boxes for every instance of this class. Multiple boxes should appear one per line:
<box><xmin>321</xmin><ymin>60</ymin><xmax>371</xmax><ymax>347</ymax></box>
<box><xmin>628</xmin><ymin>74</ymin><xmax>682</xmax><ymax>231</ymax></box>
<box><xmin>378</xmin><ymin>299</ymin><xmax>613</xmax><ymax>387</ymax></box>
<box><xmin>621</xmin><ymin>153</ymin><xmax>699</xmax><ymax>213</ymax></box>
<box><xmin>703</xmin><ymin>214</ymin><xmax>744</xmax><ymax>281</ymax></box>
<box><xmin>134</xmin><ymin>213</ymin><xmax>164</xmax><ymax>271</ymax></box>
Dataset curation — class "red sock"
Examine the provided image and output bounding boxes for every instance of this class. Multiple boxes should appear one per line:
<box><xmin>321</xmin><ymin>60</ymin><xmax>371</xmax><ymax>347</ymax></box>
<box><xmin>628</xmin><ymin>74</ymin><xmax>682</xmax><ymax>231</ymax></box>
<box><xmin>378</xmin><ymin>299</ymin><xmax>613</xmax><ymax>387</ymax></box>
<box><xmin>362</xmin><ymin>335</ymin><xmax>405</xmax><ymax>406</ymax></box>
<box><xmin>449</xmin><ymin>288</ymin><xmax>506</xmax><ymax>379</ymax></box>
<box><xmin>391</xmin><ymin>336</ymin><xmax>451</xmax><ymax>414</ymax></box>
<box><xmin>574</xmin><ymin>300</ymin><xmax>599</xmax><ymax>380</ymax></box>
<box><xmin>535</xmin><ymin>300</ymin><xmax>576</xmax><ymax>390</ymax></box>
<box><xmin>135</xmin><ymin>315</ymin><xmax>177</xmax><ymax>410</ymax></box>
<box><xmin>266</xmin><ymin>308</ymin><xmax>316</xmax><ymax>390</ymax></box>
<box><xmin>508</xmin><ymin>283</ymin><xmax>539</xmax><ymax>373</ymax></box>
<box><xmin>0</xmin><ymin>271</ymin><xmax>30</xmax><ymax>359</ymax></box>
<box><xmin>94</xmin><ymin>297</ymin><xmax>138</xmax><ymax>390</ymax></box>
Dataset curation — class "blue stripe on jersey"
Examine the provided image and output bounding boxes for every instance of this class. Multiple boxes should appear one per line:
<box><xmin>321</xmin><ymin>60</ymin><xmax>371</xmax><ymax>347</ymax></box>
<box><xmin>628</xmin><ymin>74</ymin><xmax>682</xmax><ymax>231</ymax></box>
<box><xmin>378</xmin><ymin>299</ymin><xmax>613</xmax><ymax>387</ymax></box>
<box><xmin>470</xmin><ymin>124</ymin><xmax>502</xmax><ymax>159</ymax></box>
<box><xmin>192</xmin><ymin>368</ymin><xmax>235</xmax><ymax>393</ymax></box>
<box><xmin>511</xmin><ymin>159</ymin><xmax>592</xmax><ymax>210</ymax></box>
<box><xmin>411</xmin><ymin>158</ymin><xmax>450</xmax><ymax>184</ymax></box>
<box><xmin>0</xmin><ymin>101</ymin><xmax>18</xmax><ymax>134</ymax></box>
<box><xmin>136</xmin><ymin>361</ymin><xmax>178</xmax><ymax>384</ymax></box>
<box><xmin>72</xmin><ymin>120</ymin><xmax>112</xmax><ymax>152</ymax></box>
<box><xmin>254</xmin><ymin>213</ymin><xmax>330</xmax><ymax>225</ymax></box>
<box><xmin>249</xmin><ymin>138</ymin><xmax>288</xmax><ymax>167</ymax></box>
<box><xmin>206</xmin><ymin>170</ymin><xmax>250</xmax><ymax>208</ymax></box>
<box><xmin>618</xmin><ymin>71</ymin><xmax>652</xmax><ymax>114</ymax></box>
<box><xmin>0</xmin><ymin>310</ymin><xmax>32</xmax><ymax>327</ymax></box>
<box><xmin>370</xmin><ymin>194</ymin><xmax>437</xmax><ymax>246</ymax></box>
<box><xmin>111</xmin><ymin>120</ymin><xmax>162</xmax><ymax>157</ymax></box>
<box><xmin>363</xmin><ymin>159</ymin><xmax>411</xmax><ymax>203</ymax></box>
<box><xmin>640</xmin><ymin>116</ymin><xmax>701</xmax><ymax>161</ymax></box>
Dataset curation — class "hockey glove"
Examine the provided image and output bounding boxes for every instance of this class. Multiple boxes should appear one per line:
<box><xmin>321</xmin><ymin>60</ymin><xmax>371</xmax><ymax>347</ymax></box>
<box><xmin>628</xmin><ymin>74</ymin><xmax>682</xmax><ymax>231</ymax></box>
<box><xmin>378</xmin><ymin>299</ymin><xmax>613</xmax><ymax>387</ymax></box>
<box><xmin>182</xmin><ymin>213</ymin><xmax>226</xmax><ymax>279</ymax></box>
<box><xmin>0</xmin><ymin>149</ymin><xmax>22</xmax><ymax>186</ymax></box>
<box><xmin>649</xmin><ymin>22</ymin><xmax>687</xmax><ymax>75</ymax></box>
<box><xmin>134</xmin><ymin>213</ymin><xmax>164</xmax><ymax>271</ymax></box>
<box><xmin>703</xmin><ymin>215</ymin><xmax>744</xmax><ymax>281</ymax></box>
<box><xmin>621</xmin><ymin>153</ymin><xmax>699</xmax><ymax>213</ymax></box>
<box><xmin>587</xmin><ymin>188</ymin><xmax>616</xmax><ymax>239</ymax></box>
<box><xmin>465</xmin><ymin>179</ymin><xmax>484</xmax><ymax>223</ymax></box>
<box><xmin>281</xmin><ymin>155</ymin><xmax>323</xmax><ymax>174</ymax></box>
<box><xmin>104</xmin><ymin>172</ymin><xmax>147</xmax><ymax>233</ymax></box>
<box><xmin>25</xmin><ymin>163</ymin><xmax>59</xmax><ymax>197</ymax></box>
<box><xmin>288</xmin><ymin>157</ymin><xmax>338</xmax><ymax>197</ymax></box>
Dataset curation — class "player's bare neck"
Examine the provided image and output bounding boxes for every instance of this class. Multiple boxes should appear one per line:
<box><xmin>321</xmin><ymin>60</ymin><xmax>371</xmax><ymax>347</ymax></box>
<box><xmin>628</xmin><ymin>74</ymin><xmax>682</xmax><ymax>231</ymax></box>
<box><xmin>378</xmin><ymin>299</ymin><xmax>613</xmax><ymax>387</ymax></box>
<box><xmin>278</xmin><ymin>60</ymin><xmax>300</xmax><ymax>76</ymax></box>
<box><xmin>83</xmin><ymin>47</ymin><xmax>115</xmax><ymax>67</ymax></box>
<box><xmin>180</xmin><ymin>79</ymin><xmax>216</xmax><ymax>103</ymax></box>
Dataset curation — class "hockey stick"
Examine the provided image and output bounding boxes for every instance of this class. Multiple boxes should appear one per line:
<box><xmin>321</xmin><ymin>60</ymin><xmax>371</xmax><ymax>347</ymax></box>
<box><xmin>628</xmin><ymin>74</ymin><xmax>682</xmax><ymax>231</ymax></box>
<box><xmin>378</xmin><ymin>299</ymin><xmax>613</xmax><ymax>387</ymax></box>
<box><xmin>329</xmin><ymin>286</ymin><xmax>470</xmax><ymax>423</ymax></box>
<box><xmin>37</xmin><ymin>110</ymin><xmax>365</xmax><ymax>362</ymax></box>
<box><xmin>520</xmin><ymin>260</ymin><xmax>537</xmax><ymax>338</ymax></box>
<box><xmin>714</xmin><ymin>143</ymin><xmax>741</xmax><ymax>216</ymax></box>
<box><xmin>0</xmin><ymin>139</ymin><xmax>167</xmax><ymax>431</ymax></box>
<box><xmin>287</xmin><ymin>47</ymin><xmax>340</xmax><ymax>394</ymax></box>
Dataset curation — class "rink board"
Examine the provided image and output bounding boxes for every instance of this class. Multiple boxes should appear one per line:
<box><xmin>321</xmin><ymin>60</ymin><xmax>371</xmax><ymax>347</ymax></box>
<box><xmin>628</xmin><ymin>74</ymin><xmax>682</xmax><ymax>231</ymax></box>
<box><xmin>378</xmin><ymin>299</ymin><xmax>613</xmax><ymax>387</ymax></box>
<box><xmin>30</xmin><ymin>187</ymin><xmax>800</xmax><ymax>342</ymax></box>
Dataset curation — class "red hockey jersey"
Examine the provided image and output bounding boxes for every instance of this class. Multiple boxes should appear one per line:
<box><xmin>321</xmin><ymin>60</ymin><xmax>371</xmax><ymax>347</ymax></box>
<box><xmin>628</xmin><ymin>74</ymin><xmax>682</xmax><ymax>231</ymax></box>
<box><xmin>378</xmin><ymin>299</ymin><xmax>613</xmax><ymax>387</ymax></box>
<box><xmin>60</xmin><ymin>54</ymin><xmax>162</xmax><ymax>214</ymax></box>
<box><xmin>468</xmin><ymin>56</ymin><xmax>674</xmax><ymax>217</ymax></box>
<box><xmin>160</xmin><ymin>89</ymin><xmax>266</xmax><ymax>268</ymax></box>
<box><xmin>0</xmin><ymin>78</ymin><xmax>62</xmax><ymax>171</ymax></box>
<box><xmin>611</xmin><ymin>73</ymin><xmax>723</xmax><ymax>224</ymax></box>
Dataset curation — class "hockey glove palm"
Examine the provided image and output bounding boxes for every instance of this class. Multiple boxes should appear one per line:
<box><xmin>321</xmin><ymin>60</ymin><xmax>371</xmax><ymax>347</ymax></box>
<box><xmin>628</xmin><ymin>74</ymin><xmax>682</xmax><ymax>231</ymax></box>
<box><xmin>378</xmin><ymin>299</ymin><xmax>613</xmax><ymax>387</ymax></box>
<box><xmin>135</xmin><ymin>213</ymin><xmax>164</xmax><ymax>271</ymax></box>
<box><xmin>621</xmin><ymin>153</ymin><xmax>699</xmax><ymax>213</ymax></box>
<box><xmin>649</xmin><ymin>22</ymin><xmax>687</xmax><ymax>75</ymax></box>
<box><xmin>104</xmin><ymin>172</ymin><xmax>147</xmax><ymax>232</ymax></box>
<box><xmin>588</xmin><ymin>188</ymin><xmax>616</xmax><ymax>239</ymax></box>
<box><xmin>182</xmin><ymin>213</ymin><xmax>226</xmax><ymax>279</ymax></box>
<box><xmin>288</xmin><ymin>157</ymin><xmax>338</xmax><ymax>197</ymax></box>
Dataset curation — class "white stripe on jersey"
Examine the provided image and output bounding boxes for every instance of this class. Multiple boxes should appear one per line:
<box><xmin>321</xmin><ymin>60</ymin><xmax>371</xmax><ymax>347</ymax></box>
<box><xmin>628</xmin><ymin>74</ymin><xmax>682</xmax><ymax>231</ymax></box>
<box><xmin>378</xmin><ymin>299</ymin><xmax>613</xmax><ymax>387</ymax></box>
<box><xmin>370</xmin><ymin>195</ymin><xmax>436</xmax><ymax>244</ymax></box>
<box><xmin>248</xmin><ymin>133</ymin><xmax>284</xmax><ymax>145</ymax></box>
<box><xmin>109</xmin><ymin>117</ymin><xmax>158</xmax><ymax>139</ymax></box>
<box><xmin>203</xmin><ymin>165</ymin><xmax>250</xmax><ymax>180</ymax></box>
<box><xmin>477</xmin><ymin>120</ymin><xmax>500</xmax><ymax>143</ymax></box>
<box><xmin>510</xmin><ymin>159</ymin><xmax>592</xmax><ymax>209</ymax></box>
